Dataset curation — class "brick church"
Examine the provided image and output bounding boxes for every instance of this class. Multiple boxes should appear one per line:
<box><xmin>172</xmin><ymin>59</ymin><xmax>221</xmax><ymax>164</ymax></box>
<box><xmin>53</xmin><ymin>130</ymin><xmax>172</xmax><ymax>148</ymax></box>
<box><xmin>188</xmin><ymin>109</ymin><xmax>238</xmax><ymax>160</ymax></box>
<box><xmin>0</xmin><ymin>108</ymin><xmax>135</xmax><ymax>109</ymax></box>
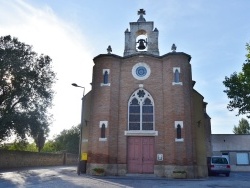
<box><xmin>81</xmin><ymin>9</ymin><xmax>212</xmax><ymax>178</ymax></box>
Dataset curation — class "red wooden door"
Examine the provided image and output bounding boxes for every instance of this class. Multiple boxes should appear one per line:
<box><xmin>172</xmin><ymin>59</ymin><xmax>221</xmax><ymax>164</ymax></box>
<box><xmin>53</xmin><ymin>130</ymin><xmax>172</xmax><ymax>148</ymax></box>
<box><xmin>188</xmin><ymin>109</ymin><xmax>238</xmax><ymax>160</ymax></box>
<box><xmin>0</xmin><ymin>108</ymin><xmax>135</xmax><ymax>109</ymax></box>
<box><xmin>142</xmin><ymin>137</ymin><xmax>154</xmax><ymax>173</ymax></box>
<box><xmin>128</xmin><ymin>137</ymin><xmax>142</xmax><ymax>173</ymax></box>
<box><xmin>128</xmin><ymin>137</ymin><xmax>154</xmax><ymax>173</ymax></box>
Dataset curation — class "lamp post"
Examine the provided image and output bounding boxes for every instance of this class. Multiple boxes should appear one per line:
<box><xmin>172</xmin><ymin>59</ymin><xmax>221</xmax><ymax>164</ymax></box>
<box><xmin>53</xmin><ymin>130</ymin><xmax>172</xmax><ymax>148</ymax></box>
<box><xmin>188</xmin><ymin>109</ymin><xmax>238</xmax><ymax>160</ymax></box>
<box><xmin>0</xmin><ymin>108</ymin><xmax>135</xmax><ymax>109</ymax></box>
<box><xmin>72</xmin><ymin>83</ymin><xmax>85</xmax><ymax>175</ymax></box>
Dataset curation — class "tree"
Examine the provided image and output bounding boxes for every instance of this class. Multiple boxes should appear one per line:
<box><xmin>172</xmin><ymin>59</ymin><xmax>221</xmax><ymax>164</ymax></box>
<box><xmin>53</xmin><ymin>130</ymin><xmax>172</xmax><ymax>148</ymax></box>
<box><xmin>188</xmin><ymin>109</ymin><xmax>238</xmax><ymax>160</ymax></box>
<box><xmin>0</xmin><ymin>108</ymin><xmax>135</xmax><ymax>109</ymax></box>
<box><xmin>233</xmin><ymin>118</ymin><xmax>250</xmax><ymax>134</ymax></box>
<box><xmin>0</xmin><ymin>139</ymin><xmax>37</xmax><ymax>152</ymax></box>
<box><xmin>223</xmin><ymin>43</ymin><xmax>250</xmax><ymax>117</ymax></box>
<box><xmin>25</xmin><ymin>142</ymin><xmax>37</xmax><ymax>152</ymax></box>
<box><xmin>34</xmin><ymin>130</ymin><xmax>46</xmax><ymax>152</ymax></box>
<box><xmin>6</xmin><ymin>139</ymin><xmax>29</xmax><ymax>151</ymax></box>
<box><xmin>53</xmin><ymin>125</ymin><xmax>80</xmax><ymax>154</ymax></box>
<box><xmin>0</xmin><ymin>35</ymin><xmax>56</xmax><ymax>142</ymax></box>
<box><xmin>41</xmin><ymin>140</ymin><xmax>57</xmax><ymax>152</ymax></box>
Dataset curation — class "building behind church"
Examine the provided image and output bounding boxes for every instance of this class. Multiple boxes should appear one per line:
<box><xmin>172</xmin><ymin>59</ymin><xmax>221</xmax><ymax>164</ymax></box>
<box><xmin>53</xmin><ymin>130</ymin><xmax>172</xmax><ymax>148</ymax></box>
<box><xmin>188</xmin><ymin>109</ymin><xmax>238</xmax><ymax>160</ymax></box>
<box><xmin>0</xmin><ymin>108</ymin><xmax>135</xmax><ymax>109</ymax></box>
<box><xmin>81</xmin><ymin>9</ymin><xmax>212</xmax><ymax>178</ymax></box>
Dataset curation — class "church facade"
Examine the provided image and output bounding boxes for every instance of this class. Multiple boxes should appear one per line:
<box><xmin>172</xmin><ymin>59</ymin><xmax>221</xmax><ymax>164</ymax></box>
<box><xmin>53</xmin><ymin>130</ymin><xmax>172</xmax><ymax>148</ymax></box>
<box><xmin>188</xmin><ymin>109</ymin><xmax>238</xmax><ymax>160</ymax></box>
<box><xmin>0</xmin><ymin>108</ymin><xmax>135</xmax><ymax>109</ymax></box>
<box><xmin>81</xmin><ymin>9</ymin><xmax>212</xmax><ymax>178</ymax></box>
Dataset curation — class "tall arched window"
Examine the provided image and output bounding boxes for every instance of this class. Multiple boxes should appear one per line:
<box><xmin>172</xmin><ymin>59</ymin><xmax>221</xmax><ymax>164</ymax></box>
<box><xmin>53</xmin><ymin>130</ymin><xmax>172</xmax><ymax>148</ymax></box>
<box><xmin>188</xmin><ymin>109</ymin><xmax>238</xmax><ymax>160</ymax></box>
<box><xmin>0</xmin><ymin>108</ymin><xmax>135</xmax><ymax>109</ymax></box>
<box><xmin>101</xmin><ymin>123</ymin><xmax>106</xmax><ymax>138</ymax></box>
<box><xmin>175</xmin><ymin>121</ymin><xmax>184</xmax><ymax>142</ymax></box>
<box><xmin>174</xmin><ymin>69</ymin><xmax>180</xmax><ymax>83</ymax></box>
<box><xmin>177</xmin><ymin>124</ymin><xmax>181</xmax><ymax>139</ymax></box>
<box><xmin>128</xmin><ymin>89</ymin><xmax>154</xmax><ymax>131</ymax></box>
<box><xmin>103</xmin><ymin>71</ymin><xmax>108</xmax><ymax>84</ymax></box>
<box><xmin>100</xmin><ymin>69</ymin><xmax>110</xmax><ymax>86</ymax></box>
<box><xmin>172</xmin><ymin>67</ymin><xmax>182</xmax><ymax>85</ymax></box>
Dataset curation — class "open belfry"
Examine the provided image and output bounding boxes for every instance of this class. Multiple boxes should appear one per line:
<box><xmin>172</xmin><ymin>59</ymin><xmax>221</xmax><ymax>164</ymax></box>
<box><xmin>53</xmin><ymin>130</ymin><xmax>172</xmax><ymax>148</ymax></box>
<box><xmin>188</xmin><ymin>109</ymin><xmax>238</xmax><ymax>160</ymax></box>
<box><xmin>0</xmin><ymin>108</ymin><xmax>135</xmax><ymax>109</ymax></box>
<box><xmin>81</xmin><ymin>9</ymin><xmax>212</xmax><ymax>178</ymax></box>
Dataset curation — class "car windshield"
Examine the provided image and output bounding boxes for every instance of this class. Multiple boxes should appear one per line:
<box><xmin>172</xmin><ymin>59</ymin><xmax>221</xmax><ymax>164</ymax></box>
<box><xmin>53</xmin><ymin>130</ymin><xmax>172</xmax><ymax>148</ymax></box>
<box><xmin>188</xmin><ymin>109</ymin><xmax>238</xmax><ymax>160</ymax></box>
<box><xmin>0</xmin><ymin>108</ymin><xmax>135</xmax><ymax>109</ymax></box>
<box><xmin>212</xmin><ymin>157</ymin><xmax>228</xmax><ymax>164</ymax></box>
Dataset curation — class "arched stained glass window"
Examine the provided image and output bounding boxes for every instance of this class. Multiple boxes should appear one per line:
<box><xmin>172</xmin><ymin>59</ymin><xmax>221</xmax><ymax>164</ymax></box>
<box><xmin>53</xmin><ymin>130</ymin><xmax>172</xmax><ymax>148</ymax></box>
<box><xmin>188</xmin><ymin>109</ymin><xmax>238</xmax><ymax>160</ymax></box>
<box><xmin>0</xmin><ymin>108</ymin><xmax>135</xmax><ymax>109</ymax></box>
<box><xmin>128</xmin><ymin>89</ymin><xmax>154</xmax><ymax>131</ymax></box>
<box><xmin>142</xmin><ymin>98</ymin><xmax>153</xmax><ymax>130</ymax></box>
<box><xmin>129</xmin><ymin>98</ymin><xmax>140</xmax><ymax>130</ymax></box>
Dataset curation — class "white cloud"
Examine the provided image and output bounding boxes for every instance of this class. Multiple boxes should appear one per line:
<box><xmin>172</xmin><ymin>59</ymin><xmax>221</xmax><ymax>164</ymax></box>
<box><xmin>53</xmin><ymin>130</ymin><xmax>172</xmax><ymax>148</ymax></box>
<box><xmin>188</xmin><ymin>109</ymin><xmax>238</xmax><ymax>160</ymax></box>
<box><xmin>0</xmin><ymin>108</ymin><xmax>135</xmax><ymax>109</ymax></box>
<box><xmin>0</xmin><ymin>0</ymin><xmax>93</xmax><ymax>138</ymax></box>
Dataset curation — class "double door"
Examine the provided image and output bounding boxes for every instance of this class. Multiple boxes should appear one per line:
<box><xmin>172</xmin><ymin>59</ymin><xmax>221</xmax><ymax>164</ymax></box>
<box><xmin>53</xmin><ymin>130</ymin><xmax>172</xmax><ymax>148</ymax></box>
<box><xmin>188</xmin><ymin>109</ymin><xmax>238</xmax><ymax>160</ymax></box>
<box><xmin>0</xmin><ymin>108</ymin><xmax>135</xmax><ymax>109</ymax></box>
<box><xmin>127</xmin><ymin>137</ymin><xmax>154</xmax><ymax>173</ymax></box>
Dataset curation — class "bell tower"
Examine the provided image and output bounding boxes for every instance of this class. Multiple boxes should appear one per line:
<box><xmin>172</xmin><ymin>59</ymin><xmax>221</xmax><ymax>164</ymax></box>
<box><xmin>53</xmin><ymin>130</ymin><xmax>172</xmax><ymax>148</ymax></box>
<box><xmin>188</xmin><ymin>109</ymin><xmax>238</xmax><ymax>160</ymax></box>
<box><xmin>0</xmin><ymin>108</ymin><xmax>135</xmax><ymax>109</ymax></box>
<box><xmin>124</xmin><ymin>9</ymin><xmax>159</xmax><ymax>56</ymax></box>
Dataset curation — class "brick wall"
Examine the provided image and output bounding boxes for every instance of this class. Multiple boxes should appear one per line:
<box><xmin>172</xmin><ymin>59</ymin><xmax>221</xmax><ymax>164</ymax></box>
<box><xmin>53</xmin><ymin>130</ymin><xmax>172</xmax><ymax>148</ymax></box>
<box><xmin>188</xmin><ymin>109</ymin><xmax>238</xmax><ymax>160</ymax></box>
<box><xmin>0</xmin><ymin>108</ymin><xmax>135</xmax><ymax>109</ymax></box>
<box><xmin>88</xmin><ymin>52</ymin><xmax>195</xmax><ymax>165</ymax></box>
<box><xmin>0</xmin><ymin>150</ymin><xmax>78</xmax><ymax>169</ymax></box>
<box><xmin>86</xmin><ymin>51</ymin><xmax>210</xmax><ymax>178</ymax></box>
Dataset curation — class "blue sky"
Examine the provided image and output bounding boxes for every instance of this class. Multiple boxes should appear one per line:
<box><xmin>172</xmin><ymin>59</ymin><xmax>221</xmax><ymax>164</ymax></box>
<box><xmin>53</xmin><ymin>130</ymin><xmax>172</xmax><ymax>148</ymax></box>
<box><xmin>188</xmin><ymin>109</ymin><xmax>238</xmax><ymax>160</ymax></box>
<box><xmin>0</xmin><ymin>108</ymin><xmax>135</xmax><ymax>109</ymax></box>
<box><xmin>0</xmin><ymin>0</ymin><xmax>250</xmax><ymax>139</ymax></box>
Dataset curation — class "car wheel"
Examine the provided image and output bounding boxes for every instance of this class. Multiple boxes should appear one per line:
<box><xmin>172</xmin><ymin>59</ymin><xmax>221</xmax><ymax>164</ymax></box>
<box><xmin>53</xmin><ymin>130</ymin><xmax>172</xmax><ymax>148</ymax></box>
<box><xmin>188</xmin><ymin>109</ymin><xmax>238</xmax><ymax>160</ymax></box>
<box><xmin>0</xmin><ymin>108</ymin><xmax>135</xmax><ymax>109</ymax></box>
<box><xmin>226</xmin><ymin>173</ymin><xmax>230</xmax><ymax>177</ymax></box>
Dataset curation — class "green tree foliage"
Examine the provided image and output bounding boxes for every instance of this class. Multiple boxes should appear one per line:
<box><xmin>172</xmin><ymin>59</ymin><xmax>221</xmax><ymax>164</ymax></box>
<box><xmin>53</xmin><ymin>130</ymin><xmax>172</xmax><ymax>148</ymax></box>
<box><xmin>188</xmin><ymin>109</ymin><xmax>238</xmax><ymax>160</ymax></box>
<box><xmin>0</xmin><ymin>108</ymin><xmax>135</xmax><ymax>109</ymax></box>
<box><xmin>0</xmin><ymin>139</ymin><xmax>37</xmax><ymax>152</ymax></box>
<box><xmin>0</xmin><ymin>125</ymin><xmax>80</xmax><ymax>153</ymax></box>
<box><xmin>233</xmin><ymin>118</ymin><xmax>250</xmax><ymax>134</ymax></box>
<box><xmin>25</xmin><ymin>142</ymin><xmax>37</xmax><ymax>152</ymax></box>
<box><xmin>223</xmin><ymin>43</ymin><xmax>250</xmax><ymax>117</ymax></box>
<box><xmin>7</xmin><ymin>139</ymin><xmax>28</xmax><ymax>151</ymax></box>
<box><xmin>41</xmin><ymin>140</ymin><xmax>57</xmax><ymax>152</ymax></box>
<box><xmin>34</xmin><ymin>130</ymin><xmax>46</xmax><ymax>152</ymax></box>
<box><xmin>0</xmin><ymin>35</ymin><xmax>56</xmax><ymax>142</ymax></box>
<box><xmin>53</xmin><ymin>125</ymin><xmax>80</xmax><ymax>154</ymax></box>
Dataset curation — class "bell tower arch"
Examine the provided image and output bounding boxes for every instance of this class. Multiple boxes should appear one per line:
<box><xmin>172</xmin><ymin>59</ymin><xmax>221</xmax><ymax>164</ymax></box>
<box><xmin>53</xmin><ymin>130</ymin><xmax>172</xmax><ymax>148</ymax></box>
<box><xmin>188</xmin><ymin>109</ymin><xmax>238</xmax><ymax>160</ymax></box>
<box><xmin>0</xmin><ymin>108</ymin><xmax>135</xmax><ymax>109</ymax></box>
<box><xmin>124</xmin><ymin>9</ymin><xmax>159</xmax><ymax>56</ymax></box>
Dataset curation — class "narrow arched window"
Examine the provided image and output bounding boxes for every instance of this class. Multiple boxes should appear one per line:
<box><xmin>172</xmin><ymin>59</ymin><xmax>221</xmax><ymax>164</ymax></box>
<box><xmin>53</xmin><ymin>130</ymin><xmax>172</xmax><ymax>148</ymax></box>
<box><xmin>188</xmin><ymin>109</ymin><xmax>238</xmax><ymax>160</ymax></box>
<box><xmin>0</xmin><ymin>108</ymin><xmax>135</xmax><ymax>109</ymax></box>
<box><xmin>101</xmin><ymin>123</ymin><xmax>105</xmax><ymax>138</ymax></box>
<box><xmin>177</xmin><ymin>124</ymin><xmax>181</xmax><ymax>139</ymax></box>
<box><xmin>100</xmin><ymin>69</ymin><xmax>110</xmax><ymax>87</ymax></box>
<box><xmin>104</xmin><ymin>71</ymin><xmax>108</xmax><ymax>84</ymax></box>
<box><xmin>129</xmin><ymin>98</ymin><xmax>140</xmax><ymax>130</ymax></box>
<box><xmin>142</xmin><ymin>98</ymin><xmax>153</xmax><ymax>130</ymax></box>
<box><xmin>174</xmin><ymin>69</ymin><xmax>180</xmax><ymax>83</ymax></box>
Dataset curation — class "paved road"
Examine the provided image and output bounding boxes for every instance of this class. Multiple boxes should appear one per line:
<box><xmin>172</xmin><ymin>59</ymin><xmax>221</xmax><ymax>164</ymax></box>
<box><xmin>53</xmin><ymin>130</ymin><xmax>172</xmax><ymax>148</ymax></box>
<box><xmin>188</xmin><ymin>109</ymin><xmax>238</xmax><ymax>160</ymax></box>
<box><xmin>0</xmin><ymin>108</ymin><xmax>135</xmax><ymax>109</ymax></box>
<box><xmin>0</xmin><ymin>166</ymin><xmax>250</xmax><ymax>188</ymax></box>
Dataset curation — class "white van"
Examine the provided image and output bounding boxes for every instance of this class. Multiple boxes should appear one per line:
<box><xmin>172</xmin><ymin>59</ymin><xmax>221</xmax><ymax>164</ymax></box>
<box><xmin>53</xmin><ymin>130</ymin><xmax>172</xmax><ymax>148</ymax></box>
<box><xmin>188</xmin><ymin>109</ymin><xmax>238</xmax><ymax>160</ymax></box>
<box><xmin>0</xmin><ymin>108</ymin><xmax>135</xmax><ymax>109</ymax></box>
<box><xmin>207</xmin><ymin>156</ymin><xmax>231</xmax><ymax>177</ymax></box>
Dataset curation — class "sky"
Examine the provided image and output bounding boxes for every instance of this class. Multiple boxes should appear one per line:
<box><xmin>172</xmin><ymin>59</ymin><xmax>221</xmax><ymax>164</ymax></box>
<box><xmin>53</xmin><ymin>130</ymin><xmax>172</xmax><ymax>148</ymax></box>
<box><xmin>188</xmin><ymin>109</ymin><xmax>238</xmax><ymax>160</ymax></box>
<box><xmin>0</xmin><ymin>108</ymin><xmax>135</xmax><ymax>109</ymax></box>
<box><xmin>0</xmin><ymin>0</ymin><xmax>250</xmax><ymax>139</ymax></box>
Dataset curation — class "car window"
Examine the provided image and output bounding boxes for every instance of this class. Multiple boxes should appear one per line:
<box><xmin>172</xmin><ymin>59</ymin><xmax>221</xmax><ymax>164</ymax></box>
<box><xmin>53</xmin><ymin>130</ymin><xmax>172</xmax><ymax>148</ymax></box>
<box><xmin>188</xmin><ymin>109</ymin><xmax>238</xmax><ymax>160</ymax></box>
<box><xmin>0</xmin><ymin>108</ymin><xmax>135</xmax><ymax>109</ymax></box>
<box><xmin>212</xmin><ymin>157</ymin><xmax>228</xmax><ymax>164</ymax></box>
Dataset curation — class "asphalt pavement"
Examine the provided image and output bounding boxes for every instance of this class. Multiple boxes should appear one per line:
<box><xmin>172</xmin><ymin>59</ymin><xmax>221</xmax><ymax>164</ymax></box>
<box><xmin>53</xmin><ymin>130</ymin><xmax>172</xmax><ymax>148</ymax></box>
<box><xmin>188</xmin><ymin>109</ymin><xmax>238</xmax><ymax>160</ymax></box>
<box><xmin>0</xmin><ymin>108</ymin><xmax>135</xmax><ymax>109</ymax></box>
<box><xmin>0</xmin><ymin>166</ymin><xmax>250</xmax><ymax>188</ymax></box>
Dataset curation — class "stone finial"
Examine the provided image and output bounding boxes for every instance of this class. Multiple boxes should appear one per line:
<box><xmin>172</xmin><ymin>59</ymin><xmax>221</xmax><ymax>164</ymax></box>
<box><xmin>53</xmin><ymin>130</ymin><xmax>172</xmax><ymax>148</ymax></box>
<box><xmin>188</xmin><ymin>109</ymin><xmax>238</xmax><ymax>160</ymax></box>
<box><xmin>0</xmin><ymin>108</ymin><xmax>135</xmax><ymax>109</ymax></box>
<box><xmin>137</xmin><ymin>9</ymin><xmax>146</xmax><ymax>22</ymax></box>
<box><xmin>107</xmin><ymin>45</ymin><xmax>112</xmax><ymax>54</ymax></box>
<box><xmin>171</xmin><ymin>43</ymin><xmax>177</xmax><ymax>52</ymax></box>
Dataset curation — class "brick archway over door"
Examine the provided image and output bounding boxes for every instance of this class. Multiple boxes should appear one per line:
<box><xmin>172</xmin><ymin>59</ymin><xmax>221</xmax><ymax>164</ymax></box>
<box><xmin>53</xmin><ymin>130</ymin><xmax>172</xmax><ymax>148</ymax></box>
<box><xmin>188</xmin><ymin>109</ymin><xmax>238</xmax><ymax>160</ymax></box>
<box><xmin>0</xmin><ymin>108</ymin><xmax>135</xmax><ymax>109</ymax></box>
<box><xmin>127</xmin><ymin>137</ymin><xmax>154</xmax><ymax>173</ymax></box>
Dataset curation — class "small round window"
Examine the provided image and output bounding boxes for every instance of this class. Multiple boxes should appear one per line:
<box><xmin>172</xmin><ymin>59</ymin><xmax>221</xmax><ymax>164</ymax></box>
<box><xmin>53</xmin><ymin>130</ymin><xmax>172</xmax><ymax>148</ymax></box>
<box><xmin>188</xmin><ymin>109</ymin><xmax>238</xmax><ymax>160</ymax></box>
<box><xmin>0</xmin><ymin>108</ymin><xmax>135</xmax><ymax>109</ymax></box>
<box><xmin>132</xmin><ymin>63</ymin><xmax>151</xmax><ymax>80</ymax></box>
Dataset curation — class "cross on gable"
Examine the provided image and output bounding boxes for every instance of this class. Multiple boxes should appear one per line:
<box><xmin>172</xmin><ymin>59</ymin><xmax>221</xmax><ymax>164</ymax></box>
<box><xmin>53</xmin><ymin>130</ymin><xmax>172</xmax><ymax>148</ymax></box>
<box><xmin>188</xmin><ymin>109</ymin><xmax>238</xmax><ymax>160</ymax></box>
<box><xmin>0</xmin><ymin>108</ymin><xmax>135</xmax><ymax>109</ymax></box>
<box><xmin>138</xmin><ymin>9</ymin><xmax>146</xmax><ymax>16</ymax></box>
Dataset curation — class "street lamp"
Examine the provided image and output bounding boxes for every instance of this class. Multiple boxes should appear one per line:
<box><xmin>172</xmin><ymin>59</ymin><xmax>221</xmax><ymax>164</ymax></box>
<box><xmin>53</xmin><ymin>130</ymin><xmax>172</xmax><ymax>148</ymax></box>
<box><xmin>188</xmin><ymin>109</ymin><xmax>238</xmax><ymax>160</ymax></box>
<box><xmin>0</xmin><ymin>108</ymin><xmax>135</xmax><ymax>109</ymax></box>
<box><xmin>72</xmin><ymin>83</ymin><xmax>85</xmax><ymax>175</ymax></box>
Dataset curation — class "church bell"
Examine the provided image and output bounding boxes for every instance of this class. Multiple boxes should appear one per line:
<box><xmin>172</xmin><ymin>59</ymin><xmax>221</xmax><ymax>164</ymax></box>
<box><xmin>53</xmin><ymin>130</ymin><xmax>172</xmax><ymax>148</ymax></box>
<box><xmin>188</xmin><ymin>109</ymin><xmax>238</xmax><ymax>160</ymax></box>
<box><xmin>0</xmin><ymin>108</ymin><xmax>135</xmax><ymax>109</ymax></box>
<box><xmin>137</xmin><ymin>39</ymin><xmax>147</xmax><ymax>50</ymax></box>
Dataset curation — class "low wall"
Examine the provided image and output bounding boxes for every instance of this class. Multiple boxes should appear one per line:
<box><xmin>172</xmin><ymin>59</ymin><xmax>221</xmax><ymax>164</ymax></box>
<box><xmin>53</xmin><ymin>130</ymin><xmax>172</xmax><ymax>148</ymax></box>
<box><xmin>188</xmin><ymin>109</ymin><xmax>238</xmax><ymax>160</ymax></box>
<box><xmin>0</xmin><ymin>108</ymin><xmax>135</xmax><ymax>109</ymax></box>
<box><xmin>0</xmin><ymin>150</ymin><xmax>78</xmax><ymax>169</ymax></box>
<box><xmin>65</xmin><ymin>153</ymin><xmax>78</xmax><ymax>165</ymax></box>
